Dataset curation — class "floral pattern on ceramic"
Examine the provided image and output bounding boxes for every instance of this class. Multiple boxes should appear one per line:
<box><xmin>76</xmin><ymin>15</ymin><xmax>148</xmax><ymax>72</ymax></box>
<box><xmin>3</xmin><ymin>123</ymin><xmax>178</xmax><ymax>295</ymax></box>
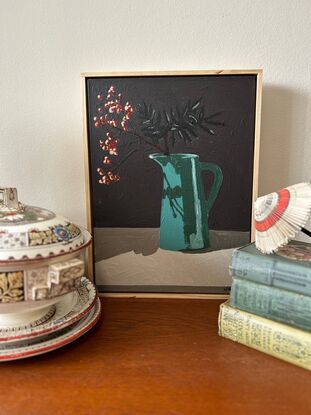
<box><xmin>25</xmin><ymin>267</ymin><xmax>50</xmax><ymax>300</ymax></box>
<box><xmin>48</xmin><ymin>277</ymin><xmax>81</xmax><ymax>298</ymax></box>
<box><xmin>28</xmin><ymin>230</ymin><xmax>58</xmax><ymax>247</ymax></box>
<box><xmin>52</xmin><ymin>226</ymin><xmax>71</xmax><ymax>241</ymax></box>
<box><xmin>0</xmin><ymin>272</ymin><xmax>24</xmax><ymax>303</ymax></box>
<box><xmin>66</xmin><ymin>223</ymin><xmax>81</xmax><ymax>238</ymax></box>
<box><xmin>0</xmin><ymin>232</ymin><xmax>28</xmax><ymax>250</ymax></box>
<box><xmin>25</xmin><ymin>258</ymin><xmax>85</xmax><ymax>301</ymax></box>
<box><xmin>0</xmin><ymin>224</ymin><xmax>81</xmax><ymax>250</ymax></box>
<box><xmin>28</xmin><ymin>223</ymin><xmax>81</xmax><ymax>247</ymax></box>
<box><xmin>48</xmin><ymin>259</ymin><xmax>84</xmax><ymax>298</ymax></box>
<box><xmin>0</xmin><ymin>226</ymin><xmax>86</xmax><ymax>262</ymax></box>
<box><xmin>48</xmin><ymin>258</ymin><xmax>84</xmax><ymax>284</ymax></box>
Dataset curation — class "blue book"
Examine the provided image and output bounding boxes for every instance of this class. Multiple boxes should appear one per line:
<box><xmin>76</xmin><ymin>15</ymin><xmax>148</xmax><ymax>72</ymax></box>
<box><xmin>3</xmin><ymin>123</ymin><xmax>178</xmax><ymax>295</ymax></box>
<box><xmin>230</xmin><ymin>278</ymin><xmax>311</xmax><ymax>332</ymax></box>
<box><xmin>229</xmin><ymin>241</ymin><xmax>311</xmax><ymax>296</ymax></box>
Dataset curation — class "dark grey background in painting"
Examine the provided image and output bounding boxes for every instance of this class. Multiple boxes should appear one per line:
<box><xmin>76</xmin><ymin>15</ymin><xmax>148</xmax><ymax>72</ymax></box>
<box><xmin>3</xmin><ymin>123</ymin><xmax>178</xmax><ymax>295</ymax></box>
<box><xmin>86</xmin><ymin>75</ymin><xmax>257</xmax><ymax>231</ymax></box>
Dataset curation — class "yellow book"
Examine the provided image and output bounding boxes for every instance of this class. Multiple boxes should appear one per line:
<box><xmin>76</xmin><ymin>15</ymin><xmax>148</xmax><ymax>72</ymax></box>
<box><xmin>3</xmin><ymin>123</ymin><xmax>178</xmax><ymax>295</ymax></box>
<box><xmin>218</xmin><ymin>301</ymin><xmax>311</xmax><ymax>371</ymax></box>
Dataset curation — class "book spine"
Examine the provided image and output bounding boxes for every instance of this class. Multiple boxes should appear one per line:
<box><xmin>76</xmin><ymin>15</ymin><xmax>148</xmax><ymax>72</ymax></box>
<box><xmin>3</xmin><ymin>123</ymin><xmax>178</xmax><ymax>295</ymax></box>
<box><xmin>230</xmin><ymin>278</ymin><xmax>311</xmax><ymax>331</ymax></box>
<box><xmin>230</xmin><ymin>249</ymin><xmax>311</xmax><ymax>296</ymax></box>
<box><xmin>218</xmin><ymin>302</ymin><xmax>311</xmax><ymax>371</ymax></box>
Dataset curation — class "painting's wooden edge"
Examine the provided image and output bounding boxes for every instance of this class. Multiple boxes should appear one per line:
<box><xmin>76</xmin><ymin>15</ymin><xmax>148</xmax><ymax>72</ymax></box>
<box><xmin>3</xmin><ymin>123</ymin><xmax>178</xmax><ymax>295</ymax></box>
<box><xmin>251</xmin><ymin>70</ymin><xmax>263</xmax><ymax>241</ymax></box>
<box><xmin>98</xmin><ymin>292</ymin><xmax>229</xmax><ymax>300</ymax></box>
<box><xmin>81</xmin><ymin>69</ymin><xmax>262</xmax><ymax>78</ymax></box>
<box><xmin>81</xmin><ymin>69</ymin><xmax>263</xmax><ymax>292</ymax></box>
<box><xmin>82</xmin><ymin>75</ymin><xmax>95</xmax><ymax>282</ymax></box>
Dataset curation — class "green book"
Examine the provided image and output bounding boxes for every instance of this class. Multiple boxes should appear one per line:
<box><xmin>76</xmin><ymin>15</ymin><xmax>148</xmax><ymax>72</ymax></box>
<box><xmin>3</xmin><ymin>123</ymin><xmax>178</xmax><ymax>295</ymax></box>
<box><xmin>230</xmin><ymin>278</ymin><xmax>311</xmax><ymax>331</ymax></box>
<box><xmin>230</xmin><ymin>241</ymin><xmax>311</xmax><ymax>296</ymax></box>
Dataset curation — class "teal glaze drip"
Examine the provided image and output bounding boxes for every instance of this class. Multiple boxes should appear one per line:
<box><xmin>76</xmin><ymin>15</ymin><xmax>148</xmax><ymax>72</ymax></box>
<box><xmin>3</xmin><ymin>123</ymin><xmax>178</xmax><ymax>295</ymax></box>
<box><xmin>149</xmin><ymin>153</ymin><xmax>223</xmax><ymax>251</ymax></box>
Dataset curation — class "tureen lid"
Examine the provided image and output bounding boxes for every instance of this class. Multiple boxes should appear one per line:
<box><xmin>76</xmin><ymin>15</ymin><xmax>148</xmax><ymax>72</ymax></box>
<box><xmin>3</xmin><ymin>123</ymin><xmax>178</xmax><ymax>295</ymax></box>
<box><xmin>0</xmin><ymin>188</ymin><xmax>86</xmax><ymax>261</ymax></box>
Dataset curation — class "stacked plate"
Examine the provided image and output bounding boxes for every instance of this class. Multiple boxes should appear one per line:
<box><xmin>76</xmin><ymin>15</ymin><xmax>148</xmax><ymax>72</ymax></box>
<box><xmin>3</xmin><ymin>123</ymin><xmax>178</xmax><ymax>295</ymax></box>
<box><xmin>0</xmin><ymin>187</ymin><xmax>100</xmax><ymax>361</ymax></box>
<box><xmin>0</xmin><ymin>278</ymin><xmax>100</xmax><ymax>361</ymax></box>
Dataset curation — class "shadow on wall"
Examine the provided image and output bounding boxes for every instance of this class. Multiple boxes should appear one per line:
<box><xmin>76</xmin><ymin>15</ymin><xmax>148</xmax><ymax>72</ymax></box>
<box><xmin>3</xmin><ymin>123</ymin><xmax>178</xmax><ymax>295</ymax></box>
<box><xmin>259</xmin><ymin>85</ymin><xmax>308</xmax><ymax>195</ymax></box>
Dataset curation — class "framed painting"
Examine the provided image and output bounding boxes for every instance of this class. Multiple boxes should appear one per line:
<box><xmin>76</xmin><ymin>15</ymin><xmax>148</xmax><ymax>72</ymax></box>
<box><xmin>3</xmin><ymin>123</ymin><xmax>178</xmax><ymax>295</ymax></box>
<box><xmin>82</xmin><ymin>70</ymin><xmax>262</xmax><ymax>296</ymax></box>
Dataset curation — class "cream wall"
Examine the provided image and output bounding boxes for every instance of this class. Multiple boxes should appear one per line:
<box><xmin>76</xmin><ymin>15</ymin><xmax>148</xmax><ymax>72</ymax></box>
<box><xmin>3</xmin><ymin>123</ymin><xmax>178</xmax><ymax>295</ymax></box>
<box><xmin>0</xmin><ymin>0</ymin><xmax>310</xmax><ymax>229</ymax></box>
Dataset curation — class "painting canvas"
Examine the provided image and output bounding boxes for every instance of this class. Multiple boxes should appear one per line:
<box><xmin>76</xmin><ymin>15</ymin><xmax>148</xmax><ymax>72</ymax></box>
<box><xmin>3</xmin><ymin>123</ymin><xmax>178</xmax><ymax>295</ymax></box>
<box><xmin>83</xmin><ymin>70</ymin><xmax>262</xmax><ymax>294</ymax></box>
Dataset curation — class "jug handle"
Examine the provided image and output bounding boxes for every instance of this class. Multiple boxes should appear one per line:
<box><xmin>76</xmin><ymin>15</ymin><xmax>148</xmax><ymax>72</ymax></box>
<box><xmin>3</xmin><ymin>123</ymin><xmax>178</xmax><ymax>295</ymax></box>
<box><xmin>200</xmin><ymin>162</ymin><xmax>223</xmax><ymax>213</ymax></box>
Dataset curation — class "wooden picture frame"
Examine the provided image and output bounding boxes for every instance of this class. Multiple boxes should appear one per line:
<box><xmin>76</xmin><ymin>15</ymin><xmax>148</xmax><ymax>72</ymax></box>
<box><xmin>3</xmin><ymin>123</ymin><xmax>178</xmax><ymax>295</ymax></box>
<box><xmin>82</xmin><ymin>70</ymin><xmax>262</xmax><ymax>298</ymax></box>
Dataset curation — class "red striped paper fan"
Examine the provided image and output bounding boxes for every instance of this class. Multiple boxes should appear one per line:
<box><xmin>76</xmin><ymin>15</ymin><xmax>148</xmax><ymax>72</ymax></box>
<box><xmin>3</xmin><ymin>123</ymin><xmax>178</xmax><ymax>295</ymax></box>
<box><xmin>254</xmin><ymin>182</ymin><xmax>311</xmax><ymax>254</ymax></box>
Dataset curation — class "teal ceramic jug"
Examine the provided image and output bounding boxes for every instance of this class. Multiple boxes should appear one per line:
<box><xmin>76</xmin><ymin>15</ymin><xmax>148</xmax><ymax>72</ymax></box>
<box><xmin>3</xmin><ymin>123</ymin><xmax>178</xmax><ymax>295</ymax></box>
<box><xmin>149</xmin><ymin>153</ymin><xmax>223</xmax><ymax>251</ymax></box>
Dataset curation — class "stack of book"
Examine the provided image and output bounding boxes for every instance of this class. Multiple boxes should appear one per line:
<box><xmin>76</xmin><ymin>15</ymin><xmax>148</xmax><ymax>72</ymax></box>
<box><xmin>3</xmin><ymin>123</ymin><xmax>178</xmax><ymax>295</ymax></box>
<box><xmin>218</xmin><ymin>240</ymin><xmax>311</xmax><ymax>370</ymax></box>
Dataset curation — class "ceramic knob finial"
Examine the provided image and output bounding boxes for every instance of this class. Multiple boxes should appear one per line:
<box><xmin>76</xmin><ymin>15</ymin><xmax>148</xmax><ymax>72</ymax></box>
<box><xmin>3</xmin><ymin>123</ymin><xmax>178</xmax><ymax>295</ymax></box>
<box><xmin>0</xmin><ymin>188</ymin><xmax>24</xmax><ymax>213</ymax></box>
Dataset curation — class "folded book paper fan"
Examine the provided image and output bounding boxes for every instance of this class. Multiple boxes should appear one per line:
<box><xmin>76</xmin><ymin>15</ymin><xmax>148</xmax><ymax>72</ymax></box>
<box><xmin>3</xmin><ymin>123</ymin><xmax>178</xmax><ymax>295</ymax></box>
<box><xmin>254</xmin><ymin>182</ymin><xmax>311</xmax><ymax>254</ymax></box>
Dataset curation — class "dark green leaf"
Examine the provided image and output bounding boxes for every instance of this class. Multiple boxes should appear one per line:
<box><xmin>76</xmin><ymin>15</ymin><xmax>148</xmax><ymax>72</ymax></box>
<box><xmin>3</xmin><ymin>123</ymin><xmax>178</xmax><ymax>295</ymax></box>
<box><xmin>164</xmin><ymin>110</ymin><xmax>170</xmax><ymax>124</ymax></box>
<box><xmin>177</xmin><ymin>130</ymin><xmax>185</xmax><ymax>142</ymax></box>
<box><xmin>183</xmin><ymin>103</ymin><xmax>188</xmax><ymax>117</ymax></box>
<box><xmin>172</xmin><ymin>123</ymin><xmax>181</xmax><ymax>130</ymax></box>
<box><xmin>197</xmin><ymin>108</ymin><xmax>204</xmax><ymax>120</ymax></box>
<box><xmin>137</xmin><ymin>97</ymin><xmax>223</xmax><ymax>147</ymax></box>
<box><xmin>200</xmin><ymin>125</ymin><xmax>215</xmax><ymax>135</ymax></box>
<box><xmin>150</xmin><ymin>109</ymin><xmax>156</xmax><ymax>122</ymax></box>
<box><xmin>191</xmin><ymin>98</ymin><xmax>202</xmax><ymax>110</ymax></box>
<box><xmin>188</xmin><ymin>114</ymin><xmax>198</xmax><ymax>124</ymax></box>
<box><xmin>184</xmin><ymin>122</ymin><xmax>198</xmax><ymax>138</ymax></box>
<box><xmin>170</xmin><ymin>109</ymin><xmax>176</xmax><ymax>123</ymax></box>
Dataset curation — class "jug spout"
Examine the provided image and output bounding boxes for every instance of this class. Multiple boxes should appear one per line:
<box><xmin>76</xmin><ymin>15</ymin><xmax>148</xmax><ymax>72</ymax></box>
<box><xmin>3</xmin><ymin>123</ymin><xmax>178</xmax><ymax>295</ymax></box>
<box><xmin>149</xmin><ymin>153</ymin><xmax>200</xmax><ymax>169</ymax></box>
<box><xmin>148</xmin><ymin>153</ymin><xmax>169</xmax><ymax>168</ymax></box>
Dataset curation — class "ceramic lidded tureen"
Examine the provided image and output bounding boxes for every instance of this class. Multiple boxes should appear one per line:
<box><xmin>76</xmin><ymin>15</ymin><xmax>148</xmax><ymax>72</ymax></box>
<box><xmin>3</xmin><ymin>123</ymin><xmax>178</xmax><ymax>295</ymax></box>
<box><xmin>0</xmin><ymin>188</ymin><xmax>91</xmax><ymax>308</ymax></box>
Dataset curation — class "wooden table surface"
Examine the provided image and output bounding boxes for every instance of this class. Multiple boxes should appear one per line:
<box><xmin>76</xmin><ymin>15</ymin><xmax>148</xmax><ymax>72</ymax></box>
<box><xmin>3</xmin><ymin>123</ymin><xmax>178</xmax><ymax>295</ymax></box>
<box><xmin>0</xmin><ymin>298</ymin><xmax>310</xmax><ymax>415</ymax></box>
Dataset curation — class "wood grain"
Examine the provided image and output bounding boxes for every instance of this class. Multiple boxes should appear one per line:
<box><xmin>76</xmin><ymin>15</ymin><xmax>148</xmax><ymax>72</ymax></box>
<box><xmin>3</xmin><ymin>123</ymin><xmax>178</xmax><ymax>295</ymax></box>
<box><xmin>82</xmin><ymin>74</ymin><xmax>95</xmax><ymax>281</ymax></box>
<box><xmin>81</xmin><ymin>69</ymin><xmax>263</xmax><ymax>77</ymax></box>
<box><xmin>0</xmin><ymin>298</ymin><xmax>310</xmax><ymax>415</ymax></box>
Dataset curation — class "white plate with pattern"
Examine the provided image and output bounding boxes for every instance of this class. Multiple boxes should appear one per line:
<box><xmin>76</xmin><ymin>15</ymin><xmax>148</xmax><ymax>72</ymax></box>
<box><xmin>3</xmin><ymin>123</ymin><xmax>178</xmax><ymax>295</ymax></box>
<box><xmin>0</xmin><ymin>297</ymin><xmax>101</xmax><ymax>361</ymax></box>
<box><xmin>0</xmin><ymin>277</ymin><xmax>97</xmax><ymax>343</ymax></box>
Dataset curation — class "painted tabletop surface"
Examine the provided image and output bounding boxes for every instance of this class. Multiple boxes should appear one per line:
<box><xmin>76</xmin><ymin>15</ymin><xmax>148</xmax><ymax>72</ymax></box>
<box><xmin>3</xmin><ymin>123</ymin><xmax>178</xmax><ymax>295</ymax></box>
<box><xmin>0</xmin><ymin>297</ymin><xmax>310</xmax><ymax>415</ymax></box>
